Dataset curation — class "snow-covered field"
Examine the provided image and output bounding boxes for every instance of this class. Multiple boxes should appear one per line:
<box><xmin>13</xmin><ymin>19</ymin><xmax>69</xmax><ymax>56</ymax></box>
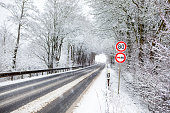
<box><xmin>73</xmin><ymin>67</ymin><xmax>150</xmax><ymax>113</ymax></box>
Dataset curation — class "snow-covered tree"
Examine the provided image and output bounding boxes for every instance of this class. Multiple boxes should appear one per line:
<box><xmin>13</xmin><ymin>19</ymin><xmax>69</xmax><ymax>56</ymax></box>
<box><xmin>30</xmin><ymin>0</ymin><xmax>87</xmax><ymax>68</ymax></box>
<box><xmin>0</xmin><ymin>0</ymin><xmax>37</xmax><ymax>70</ymax></box>
<box><xmin>0</xmin><ymin>21</ymin><xmax>14</xmax><ymax>71</ymax></box>
<box><xmin>89</xmin><ymin>0</ymin><xmax>170</xmax><ymax>112</ymax></box>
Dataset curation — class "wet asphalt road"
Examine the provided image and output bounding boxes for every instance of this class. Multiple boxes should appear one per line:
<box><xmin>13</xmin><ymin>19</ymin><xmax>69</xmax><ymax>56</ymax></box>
<box><xmin>0</xmin><ymin>64</ymin><xmax>104</xmax><ymax>113</ymax></box>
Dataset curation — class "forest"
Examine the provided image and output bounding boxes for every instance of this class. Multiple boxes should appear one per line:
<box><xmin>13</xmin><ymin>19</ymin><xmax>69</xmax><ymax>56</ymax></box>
<box><xmin>0</xmin><ymin>0</ymin><xmax>169</xmax><ymax>112</ymax></box>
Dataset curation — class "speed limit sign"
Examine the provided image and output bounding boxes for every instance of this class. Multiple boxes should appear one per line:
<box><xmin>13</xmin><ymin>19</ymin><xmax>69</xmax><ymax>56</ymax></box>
<box><xmin>116</xmin><ymin>41</ymin><xmax>127</xmax><ymax>52</ymax></box>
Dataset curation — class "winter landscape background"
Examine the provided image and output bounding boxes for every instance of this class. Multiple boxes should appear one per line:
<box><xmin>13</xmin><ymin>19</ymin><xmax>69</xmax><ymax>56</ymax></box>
<box><xmin>0</xmin><ymin>0</ymin><xmax>169</xmax><ymax>112</ymax></box>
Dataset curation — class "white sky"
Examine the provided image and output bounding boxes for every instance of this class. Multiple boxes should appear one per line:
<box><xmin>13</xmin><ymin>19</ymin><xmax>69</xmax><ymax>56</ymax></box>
<box><xmin>0</xmin><ymin>0</ymin><xmax>93</xmax><ymax>25</ymax></box>
<box><xmin>78</xmin><ymin>0</ymin><xmax>94</xmax><ymax>21</ymax></box>
<box><xmin>95</xmin><ymin>54</ymin><xmax>107</xmax><ymax>63</ymax></box>
<box><xmin>34</xmin><ymin>0</ymin><xmax>45</xmax><ymax>11</ymax></box>
<box><xmin>0</xmin><ymin>0</ymin><xmax>11</xmax><ymax>24</ymax></box>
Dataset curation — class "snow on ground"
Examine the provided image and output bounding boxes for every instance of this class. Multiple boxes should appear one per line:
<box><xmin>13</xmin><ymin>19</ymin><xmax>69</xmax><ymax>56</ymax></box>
<box><xmin>73</xmin><ymin>67</ymin><xmax>106</xmax><ymax>113</ymax></box>
<box><xmin>73</xmin><ymin>66</ymin><xmax>150</xmax><ymax>113</ymax></box>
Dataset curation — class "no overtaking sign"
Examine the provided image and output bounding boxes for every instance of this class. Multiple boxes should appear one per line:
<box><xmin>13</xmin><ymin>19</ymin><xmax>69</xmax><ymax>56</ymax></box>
<box><xmin>115</xmin><ymin>53</ymin><xmax>126</xmax><ymax>63</ymax></box>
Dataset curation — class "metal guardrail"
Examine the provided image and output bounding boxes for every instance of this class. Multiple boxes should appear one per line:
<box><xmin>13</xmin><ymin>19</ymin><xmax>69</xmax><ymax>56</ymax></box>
<box><xmin>0</xmin><ymin>66</ymin><xmax>84</xmax><ymax>81</ymax></box>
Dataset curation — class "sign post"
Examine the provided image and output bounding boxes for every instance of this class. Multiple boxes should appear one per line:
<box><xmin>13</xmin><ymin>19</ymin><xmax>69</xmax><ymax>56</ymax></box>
<box><xmin>115</xmin><ymin>41</ymin><xmax>127</xmax><ymax>94</ymax></box>
<box><xmin>118</xmin><ymin>63</ymin><xmax>121</xmax><ymax>94</ymax></box>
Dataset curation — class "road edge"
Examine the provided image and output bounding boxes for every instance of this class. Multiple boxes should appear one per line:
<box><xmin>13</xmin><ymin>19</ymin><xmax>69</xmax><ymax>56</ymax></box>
<box><xmin>66</xmin><ymin>66</ymin><xmax>105</xmax><ymax>113</ymax></box>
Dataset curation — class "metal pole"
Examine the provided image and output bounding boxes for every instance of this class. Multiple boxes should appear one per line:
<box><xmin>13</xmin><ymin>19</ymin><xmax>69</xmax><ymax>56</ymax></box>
<box><xmin>118</xmin><ymin>63</ymin><xmax>121</xmax><ymax>94</ymax></box>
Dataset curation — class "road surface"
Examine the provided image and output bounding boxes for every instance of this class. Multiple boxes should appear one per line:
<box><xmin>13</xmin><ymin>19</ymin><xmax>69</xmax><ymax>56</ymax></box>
<box><xmin>0</xmin><ymin>64</ymin><xmax>105</xmax><ymax>113</ymax></box>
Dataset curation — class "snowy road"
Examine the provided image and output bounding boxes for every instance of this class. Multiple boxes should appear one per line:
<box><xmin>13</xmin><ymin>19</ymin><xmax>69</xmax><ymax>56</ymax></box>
<box><xmin>0</xmin><ymin>64</ymin><xmax>104</xmax><ymax>113</ymax></box>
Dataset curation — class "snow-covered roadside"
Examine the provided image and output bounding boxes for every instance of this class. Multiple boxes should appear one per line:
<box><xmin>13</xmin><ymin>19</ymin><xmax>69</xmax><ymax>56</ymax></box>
<box><xmin>109</xmin><ymin>67</ymin><xmax>150</xmax><ymax>113</ymax></box>
<box><xmin>73</xmin><ymin>67</ymin><xmax>107</xmax><ymax>113</ymax></box>
<box><xmin>73</xmin><ymin>66</ymin><xmax>150</xmax><ymax>113</ymax></box>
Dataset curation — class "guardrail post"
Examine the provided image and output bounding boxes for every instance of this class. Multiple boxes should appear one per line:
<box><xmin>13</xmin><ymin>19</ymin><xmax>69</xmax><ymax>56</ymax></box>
<box><xmin>29</xmin><ymin>73</ymin><xmax>32</xmax><ymax>78</ymax></box>
<box><xmin>11</xmin><ymin>76</ymin><xmax>13</xmax><ymax>81</ymax></box>
<box><xmin>42</xmin><ymin>72</ymin><xmax>43</xmax><ymax>75</ymax></box>
<box><xmin>21</xmin><ymin>75</ymin><xmax>23</xmax><ymax>79</ymax></box>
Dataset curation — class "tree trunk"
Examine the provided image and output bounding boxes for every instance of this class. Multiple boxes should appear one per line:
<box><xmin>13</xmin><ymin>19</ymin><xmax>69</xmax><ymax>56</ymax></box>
<box><xmin>126</xmin><ymin>16</ymin><xmax>132</xmax><ymax>68</ymax></box>
<box><xmin>67</xmin><ymin>42</ymin><xmax>70</xmax><ymax>66</ymax></box>
<box><xmin>12</xmin><ymin>0</ymin><xmax>25</xmax><ymax>70</ymax></box>
<box><xmin>12</xmin><ymin>23</ymin><xmax>22</xmax><ymax>70</ymax></box>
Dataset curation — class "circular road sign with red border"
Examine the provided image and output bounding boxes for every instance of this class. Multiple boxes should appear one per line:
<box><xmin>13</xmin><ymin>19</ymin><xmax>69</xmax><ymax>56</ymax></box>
<box><xmin>115</xmin><ymin>53</ymin><xmax>126</xmax><ymax>63</ymax></box>
<box><xmin>116</xmin><ymin>41</ymin><xmax>127</xmax><ymax>52</ymax></box>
